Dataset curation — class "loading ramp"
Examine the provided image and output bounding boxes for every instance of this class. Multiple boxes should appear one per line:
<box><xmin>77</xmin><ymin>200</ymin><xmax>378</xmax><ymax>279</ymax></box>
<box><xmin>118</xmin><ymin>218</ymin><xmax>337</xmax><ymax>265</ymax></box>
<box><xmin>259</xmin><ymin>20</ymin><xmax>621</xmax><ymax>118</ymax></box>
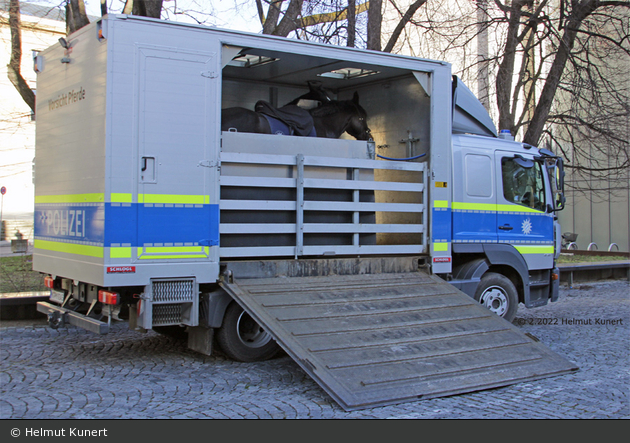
<box><xmin>220</xmin><ymin>258</ymin><xmax>578</xmax><ymax>411</ymax></box>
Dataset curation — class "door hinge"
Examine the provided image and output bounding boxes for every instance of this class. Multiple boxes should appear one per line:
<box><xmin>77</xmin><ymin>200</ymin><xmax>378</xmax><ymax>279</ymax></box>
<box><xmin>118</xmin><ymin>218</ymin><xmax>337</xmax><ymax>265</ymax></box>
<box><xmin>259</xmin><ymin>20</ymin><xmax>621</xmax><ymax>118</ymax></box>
<box><xmin>198</xmin><ymin>160</ymin><xmax>218</xmax><ymax>169</ymax></box>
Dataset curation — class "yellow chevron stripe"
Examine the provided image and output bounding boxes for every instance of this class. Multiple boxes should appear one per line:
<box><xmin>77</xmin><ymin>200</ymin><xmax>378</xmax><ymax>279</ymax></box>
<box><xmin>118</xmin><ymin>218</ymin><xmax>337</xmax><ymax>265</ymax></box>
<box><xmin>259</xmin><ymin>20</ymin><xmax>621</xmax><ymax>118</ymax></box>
<box><xmin>35</xmin><ymin>193</ymin><xmax>104</xmax><ymax>204</ymax></box>
<box><xmin>110</xmin><ymin>193</ymin><xmax>133</xmax><ymax>203</ymax></box>
<box><xmin>452</xmin><ymin>202</ymin><xmax>544</xmax><ymax>214</ymax></box>
<box><xmin>34</xmin><ymin>239</ymin><xmax>103</xmax><ymax>258</ymax></box>
<box><xmin>110</xmin><ymin>247</ymin><xmax>132</xmax><ymax>258</ymax></box>
<box><xmin>515</xmin><ymin>245</ymin><xmax>554</xmax><ymax>255</ymax></box>
<box><xmin>433</xmin><ymin>200</ymin><xmax>449</xmax><ymax>208</ymax></box>
<box><xmin>433</xmin><ymin>242</ymin><xmax>449</xmax><ymax>252</ymax></box>
<box><xmin>138</xmin><ymin>194</ymin><xmax>207</xmax><ymax>205</ymax></box>
<box><xmin>137</xmin><ymin>246</ymin><xmax>210</xmax><ymax>260</ymax></box>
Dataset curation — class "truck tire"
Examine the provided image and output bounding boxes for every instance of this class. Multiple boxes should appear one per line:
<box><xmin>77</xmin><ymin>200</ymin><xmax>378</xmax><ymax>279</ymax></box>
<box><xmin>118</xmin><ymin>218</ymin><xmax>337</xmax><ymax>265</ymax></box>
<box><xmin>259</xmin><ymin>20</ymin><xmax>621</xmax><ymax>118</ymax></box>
<box><xmin>474</xmin><ymin>272</ymin><xmax>518</xmax><ymax>322</ymax></box>
<box><xmin>216</xmin><ymin>302</ymin><xmax>280</xmax><ymax>362</ymax></box>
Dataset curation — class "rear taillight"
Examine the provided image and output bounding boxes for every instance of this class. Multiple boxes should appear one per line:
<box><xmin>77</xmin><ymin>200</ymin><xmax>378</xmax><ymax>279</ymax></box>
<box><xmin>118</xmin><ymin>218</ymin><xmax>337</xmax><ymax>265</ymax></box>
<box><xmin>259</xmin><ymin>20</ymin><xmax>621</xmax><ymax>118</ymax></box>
<box><xmin>98</xmin><ymin>290</ymin><xmax>120</xmax><ymax>305</ymax></box>
<box><xmin>44</xmin><ymin>276</ymin><xmax>55</xmax><ymax>289</ymax></box>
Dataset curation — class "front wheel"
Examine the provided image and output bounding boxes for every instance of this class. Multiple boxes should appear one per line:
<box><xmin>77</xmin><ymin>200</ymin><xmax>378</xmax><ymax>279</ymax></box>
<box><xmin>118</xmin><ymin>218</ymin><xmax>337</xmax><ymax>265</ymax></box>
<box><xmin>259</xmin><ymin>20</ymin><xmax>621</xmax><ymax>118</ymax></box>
<box><xmin>474</xmin><ymin>272</ymin><xmax>519</xmax><ymax>322</ymax></box>
<box><xmin>216</xmin><ymin>302</ymin><xmax>280</xmax><ymax>362</ymax></box>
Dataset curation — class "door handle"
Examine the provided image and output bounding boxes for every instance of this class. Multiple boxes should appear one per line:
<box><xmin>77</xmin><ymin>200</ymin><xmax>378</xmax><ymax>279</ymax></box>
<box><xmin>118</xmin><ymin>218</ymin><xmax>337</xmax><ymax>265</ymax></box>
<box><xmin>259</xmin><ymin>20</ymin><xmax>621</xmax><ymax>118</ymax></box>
<box><xmin>140</xmin><ymin>156</ymin><xmax>156</xmax><ymax>183</ymax></box>
<box><xmin>499</xmin><ymin>225</ymin><xmax>513</xmax><ymax>231</ymax></box>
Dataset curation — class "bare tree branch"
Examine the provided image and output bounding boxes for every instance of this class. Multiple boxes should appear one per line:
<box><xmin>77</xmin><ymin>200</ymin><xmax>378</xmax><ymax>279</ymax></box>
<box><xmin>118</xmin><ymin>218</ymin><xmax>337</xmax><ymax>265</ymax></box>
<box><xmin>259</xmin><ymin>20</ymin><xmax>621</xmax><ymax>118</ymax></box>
<box><xmin>7</xmin><ymin>0</ymin><xmax>35</xmax><ymax>113</ymax></box>
<box><xmin>523</xmin><ymin>0</ymin><xmax>600</xmax><ymax>145</ymax></box>
<box><xmin>383</xmin><ymin>0</ymin><xmax>428</xmax><ymax>53</ymax></box>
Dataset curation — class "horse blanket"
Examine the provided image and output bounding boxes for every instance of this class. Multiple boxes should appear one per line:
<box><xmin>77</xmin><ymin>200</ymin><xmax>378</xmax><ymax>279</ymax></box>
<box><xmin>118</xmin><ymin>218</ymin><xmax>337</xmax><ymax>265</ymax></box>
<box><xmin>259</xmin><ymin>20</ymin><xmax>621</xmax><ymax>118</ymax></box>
<box><xmin>255</xmin><ymin>101</ymin><xmax>317</xmax><ymax>137</ymax></box>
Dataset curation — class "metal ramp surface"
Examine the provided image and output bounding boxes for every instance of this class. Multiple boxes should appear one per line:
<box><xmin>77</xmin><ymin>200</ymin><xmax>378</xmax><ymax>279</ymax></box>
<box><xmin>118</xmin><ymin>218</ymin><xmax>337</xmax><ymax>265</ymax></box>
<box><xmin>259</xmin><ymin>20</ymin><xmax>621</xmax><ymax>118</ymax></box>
<box><xmin>220</xmin><ymin>270</ymin><xmax>578</xmax><ymax>411</ymax></box>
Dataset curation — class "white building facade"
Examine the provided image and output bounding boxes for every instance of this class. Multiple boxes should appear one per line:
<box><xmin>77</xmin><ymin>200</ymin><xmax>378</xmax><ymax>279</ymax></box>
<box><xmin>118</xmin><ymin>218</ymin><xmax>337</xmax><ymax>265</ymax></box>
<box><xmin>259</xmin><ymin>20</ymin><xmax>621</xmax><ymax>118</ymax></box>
<box><xmin>0</xmin><ymin>3</ymin><xmax>65</xmax><ymax>240</ymax></box>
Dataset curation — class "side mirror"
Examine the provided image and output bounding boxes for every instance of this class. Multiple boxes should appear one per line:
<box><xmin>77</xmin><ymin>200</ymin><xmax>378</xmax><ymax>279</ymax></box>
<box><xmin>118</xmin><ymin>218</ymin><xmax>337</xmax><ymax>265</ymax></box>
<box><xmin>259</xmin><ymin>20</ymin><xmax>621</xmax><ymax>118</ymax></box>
<box><xmin>513</xmin><ymin>155</ymin><xmax>534</xmax><ymax>169</ymax></box>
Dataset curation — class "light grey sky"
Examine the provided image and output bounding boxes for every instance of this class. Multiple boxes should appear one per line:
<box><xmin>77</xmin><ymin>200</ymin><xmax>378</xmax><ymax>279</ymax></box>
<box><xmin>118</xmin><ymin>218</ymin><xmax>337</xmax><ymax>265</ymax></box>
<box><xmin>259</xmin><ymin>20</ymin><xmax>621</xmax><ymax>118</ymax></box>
<box><xmin>82</xmin><ymin>0</ymin><xmax>261</xmax><ymax>32</ymax></box>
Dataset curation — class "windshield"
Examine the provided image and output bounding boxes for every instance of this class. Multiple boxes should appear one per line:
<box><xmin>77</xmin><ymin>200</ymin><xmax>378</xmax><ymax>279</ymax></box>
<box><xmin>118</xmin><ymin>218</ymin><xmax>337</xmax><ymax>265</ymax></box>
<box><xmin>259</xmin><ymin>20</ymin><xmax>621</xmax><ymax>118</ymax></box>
<box><xmin>501</xmin><ymin>157</ymin><xmax>546</xmax><ymax>212</ymax></box>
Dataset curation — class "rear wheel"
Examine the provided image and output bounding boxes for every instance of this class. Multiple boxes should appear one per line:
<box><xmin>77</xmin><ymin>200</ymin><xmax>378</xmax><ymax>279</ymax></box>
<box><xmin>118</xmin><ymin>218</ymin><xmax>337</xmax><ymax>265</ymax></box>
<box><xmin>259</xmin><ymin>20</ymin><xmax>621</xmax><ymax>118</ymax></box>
<box><xmin>216</xmin><ymin>302</ymin><xmax>280</xmax><ymax>362</ymax></box>
<box><xmin>474</xmin><ymin>272</ymin><xmax>518</xmax><ymax>322</ymax></box>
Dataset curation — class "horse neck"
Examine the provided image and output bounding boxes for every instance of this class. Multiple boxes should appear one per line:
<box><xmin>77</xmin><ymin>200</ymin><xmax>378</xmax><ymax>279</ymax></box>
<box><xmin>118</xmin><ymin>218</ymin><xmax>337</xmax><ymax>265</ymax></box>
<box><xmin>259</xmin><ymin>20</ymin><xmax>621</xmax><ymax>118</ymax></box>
<box><xmin>312</xmin><ymin>111</ymin><xmax>352</xmax><ymax>138</ymax></box>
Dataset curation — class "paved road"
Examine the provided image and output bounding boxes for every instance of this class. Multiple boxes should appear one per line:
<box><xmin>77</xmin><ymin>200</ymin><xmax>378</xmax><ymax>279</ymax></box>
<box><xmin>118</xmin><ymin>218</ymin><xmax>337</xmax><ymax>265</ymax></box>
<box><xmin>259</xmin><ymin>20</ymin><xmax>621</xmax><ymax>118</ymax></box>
<box><xmin>0</xmin><ymin>241</ymin><xmax>32</xmax><ymax>258</ymax></box>
<box><xmin>1</xmin><ymin>280</ymin><xmax>628</xmax><ymax>419</ymax></box>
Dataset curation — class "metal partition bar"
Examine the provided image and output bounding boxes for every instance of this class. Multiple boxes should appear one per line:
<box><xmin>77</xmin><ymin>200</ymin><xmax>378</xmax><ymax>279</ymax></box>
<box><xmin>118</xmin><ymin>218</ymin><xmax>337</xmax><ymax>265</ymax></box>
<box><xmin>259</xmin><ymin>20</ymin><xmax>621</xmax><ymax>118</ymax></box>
<box><xmin>219</xmin><ymin>148</ymin><xmax>426</xmax><ymax>258</ymax></box>
<box><xmin>296</xmin><ymin>154</ymin><xmax>305</xmax><ymax>258</ymax></box>
<box><xmin>353</xmin><ymin>168</ymin><xmax>360</xmax><ymax>247</ymax></box>
<box><xmin>422</xmin><ymin>167</ymin><xmax>429</xmax><ymax>249</ymax></box>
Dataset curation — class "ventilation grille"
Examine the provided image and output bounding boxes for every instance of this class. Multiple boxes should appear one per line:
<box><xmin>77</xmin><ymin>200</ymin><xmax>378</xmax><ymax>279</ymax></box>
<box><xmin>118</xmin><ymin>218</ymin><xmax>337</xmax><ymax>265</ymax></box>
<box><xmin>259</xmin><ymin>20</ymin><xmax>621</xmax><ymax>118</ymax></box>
<box><xmin>152</xmin><ymin>304</ymin><xmax>183</xmax><ymax>326</ymax></box>
<box><xmin>152</xmin><ymin>279</ymin><xmax>195</xmax><ymax>303</ymax></box>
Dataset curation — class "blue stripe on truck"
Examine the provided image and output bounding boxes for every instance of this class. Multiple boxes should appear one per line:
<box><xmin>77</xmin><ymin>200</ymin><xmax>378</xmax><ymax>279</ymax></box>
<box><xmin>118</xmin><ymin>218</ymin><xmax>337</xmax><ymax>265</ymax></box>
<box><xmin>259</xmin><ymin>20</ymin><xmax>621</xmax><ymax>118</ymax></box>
<box><xmin>34</xmin><ymin>203</ymin><xmax>220</xmax><ymax>248</ymax></box>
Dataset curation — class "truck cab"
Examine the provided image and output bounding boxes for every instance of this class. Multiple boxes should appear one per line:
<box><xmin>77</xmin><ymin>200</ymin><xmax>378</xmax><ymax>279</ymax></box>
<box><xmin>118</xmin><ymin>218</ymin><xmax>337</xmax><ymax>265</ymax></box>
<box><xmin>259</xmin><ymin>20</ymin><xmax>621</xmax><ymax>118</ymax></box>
<box><xmin>448</xmin><ymin>133</ymin><xmax>565</xmax><ymax>321</ymax></box>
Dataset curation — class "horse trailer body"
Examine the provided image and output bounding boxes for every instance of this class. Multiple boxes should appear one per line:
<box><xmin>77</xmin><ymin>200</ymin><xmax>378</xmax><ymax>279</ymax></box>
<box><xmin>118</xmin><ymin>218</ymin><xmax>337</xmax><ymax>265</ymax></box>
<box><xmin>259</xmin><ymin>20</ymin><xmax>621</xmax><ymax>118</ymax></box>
<box><xmin>33</xmin><ymin>16</ymin><xmax>573</xmax><ymax>411</ymax></box>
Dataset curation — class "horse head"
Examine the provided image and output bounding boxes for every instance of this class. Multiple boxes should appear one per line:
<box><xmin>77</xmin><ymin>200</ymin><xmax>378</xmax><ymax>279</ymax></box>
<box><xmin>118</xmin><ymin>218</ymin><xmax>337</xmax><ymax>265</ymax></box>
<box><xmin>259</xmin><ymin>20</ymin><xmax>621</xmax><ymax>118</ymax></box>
<box><xmin>286</xmin><ymin>81</ymin><xmax>332</xmax><ymax>108</ymax></box>
<box><xmin>343</xmin><ymin>92</ymin><xmax>372</xmax><ymax>141</ymax></box>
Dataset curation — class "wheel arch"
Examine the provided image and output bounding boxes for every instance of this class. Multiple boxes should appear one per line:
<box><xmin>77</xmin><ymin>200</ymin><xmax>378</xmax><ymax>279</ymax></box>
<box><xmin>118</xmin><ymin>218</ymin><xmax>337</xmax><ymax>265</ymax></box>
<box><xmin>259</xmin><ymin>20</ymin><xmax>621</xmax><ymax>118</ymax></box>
<box><xmin>452</xmin><ymin>243</ymin><xmax>530</xmax><ymax>305</ymax></box>
<box><xmin>200</xmin><ymin>286</ymin><xmax>233</xmax><ymax>328</ymax></box>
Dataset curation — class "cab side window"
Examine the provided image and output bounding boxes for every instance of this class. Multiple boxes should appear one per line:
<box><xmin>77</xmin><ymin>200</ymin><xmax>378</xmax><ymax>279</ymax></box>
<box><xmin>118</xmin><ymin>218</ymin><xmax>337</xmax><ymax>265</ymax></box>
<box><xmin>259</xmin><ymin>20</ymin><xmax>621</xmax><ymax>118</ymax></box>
<box><xmin>501</xmin><ymin>158</ymin><xmax>546</xmax><ymax>211</ymax></box>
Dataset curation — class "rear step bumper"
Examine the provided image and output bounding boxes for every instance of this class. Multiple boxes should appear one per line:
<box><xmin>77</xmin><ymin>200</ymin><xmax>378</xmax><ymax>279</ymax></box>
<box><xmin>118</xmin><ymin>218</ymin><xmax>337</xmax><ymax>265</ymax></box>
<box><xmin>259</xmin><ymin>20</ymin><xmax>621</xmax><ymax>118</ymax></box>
<box><xmin>37</xmin><ymin>301</ymin><xmax>110</xmax><ymax>334</ymax></box>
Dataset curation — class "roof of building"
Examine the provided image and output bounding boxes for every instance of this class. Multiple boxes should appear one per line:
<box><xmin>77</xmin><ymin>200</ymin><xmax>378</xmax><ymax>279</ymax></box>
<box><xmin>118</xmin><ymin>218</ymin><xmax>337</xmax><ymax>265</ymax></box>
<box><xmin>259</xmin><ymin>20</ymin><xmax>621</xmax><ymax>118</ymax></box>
<box><xmin>0</xmin><ymin>1</ymin><xmax>66</xmax><ymax>22</ymax></box>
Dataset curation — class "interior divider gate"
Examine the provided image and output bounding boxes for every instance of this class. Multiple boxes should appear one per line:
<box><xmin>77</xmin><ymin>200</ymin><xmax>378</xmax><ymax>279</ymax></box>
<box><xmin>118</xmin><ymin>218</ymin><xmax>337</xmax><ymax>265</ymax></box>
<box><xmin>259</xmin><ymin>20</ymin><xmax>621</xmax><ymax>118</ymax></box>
<box><xmin>218</xmin><ymin>134</ymin><xmax>428</xmax><ymax>259</ymax></box>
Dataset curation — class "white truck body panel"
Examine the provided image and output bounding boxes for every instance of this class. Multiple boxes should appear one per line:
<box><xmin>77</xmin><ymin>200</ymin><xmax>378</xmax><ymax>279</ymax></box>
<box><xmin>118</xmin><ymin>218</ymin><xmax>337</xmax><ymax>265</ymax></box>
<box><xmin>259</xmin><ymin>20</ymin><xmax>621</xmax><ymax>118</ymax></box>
<box><xmin>33</xmin><ymin>15</ymin><xmax>457</xmax><ymax>286</ymax></box>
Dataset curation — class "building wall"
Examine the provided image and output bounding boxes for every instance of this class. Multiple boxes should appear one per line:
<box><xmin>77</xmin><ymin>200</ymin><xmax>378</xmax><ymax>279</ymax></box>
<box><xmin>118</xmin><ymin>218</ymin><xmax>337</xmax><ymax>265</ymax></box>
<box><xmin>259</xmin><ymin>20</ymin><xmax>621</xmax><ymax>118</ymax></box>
<box><xmin>0</xmin><ymin>9</ymin><xmax>65</xmax><ymax>239</ymax></box>
<box><xmin>559</xmin><ymin>151</ymin><xmax>630</xmax><ymax>253</ymax></box>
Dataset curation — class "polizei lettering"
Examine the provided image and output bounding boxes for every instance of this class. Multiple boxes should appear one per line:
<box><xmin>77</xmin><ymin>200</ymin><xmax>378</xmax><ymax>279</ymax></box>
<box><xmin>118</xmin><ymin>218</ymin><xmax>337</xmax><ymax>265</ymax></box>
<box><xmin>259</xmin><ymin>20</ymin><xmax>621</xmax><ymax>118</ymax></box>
<box><xmin>48</xmin><ymin>87</ymin><xmax>86</xmax><ymax>111</ymax></box>
<box><xmin>45</xmin><ymin>209</ymin><xmax>86</xmax><ymax>238</ymax></box>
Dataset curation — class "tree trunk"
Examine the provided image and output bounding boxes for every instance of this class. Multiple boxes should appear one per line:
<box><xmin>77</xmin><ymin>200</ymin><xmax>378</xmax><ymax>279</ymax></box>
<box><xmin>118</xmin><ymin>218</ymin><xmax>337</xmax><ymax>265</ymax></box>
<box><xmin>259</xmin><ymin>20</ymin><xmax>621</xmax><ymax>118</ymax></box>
<box><xmin>476</xmin><ymin>0</ymin><xmax>490</xmax><ymax>110</ymax></box>
<box><xmin>66</xmin><ymin>0</ymin><xmax>90</xmax><ymax>34</ymax></box>
<box><xmin>495</xmin><ymin>0</ymin><xmax>526</xmax><ymax>135</ymax></box>
<box><xmin>347</xmin><ymin>0</ymin><xmax>356</xmax><ymax>47</ymax></box>
<box><xmin>273</xmin><ymin>0</ymin><xmax>304</xmax><ymax>36</ymax></box>
<box><xmin>263</xmin><ymin>1</ymin><xmax>284</xmax><ymax>34</ymax></box>
<box><xmin>122</xmin><ymin>0</ymin><xmax>163</xmax><ymax>18</ymax></box>
<box><xmin>367</xmin><ymin>0</ymin><xmax>382</xmax><ymax>51</ymax></box>
<box><xmin>7</xmin><ymin>0</ymin><xmax>35</xmax><ymax>113</ymax></box>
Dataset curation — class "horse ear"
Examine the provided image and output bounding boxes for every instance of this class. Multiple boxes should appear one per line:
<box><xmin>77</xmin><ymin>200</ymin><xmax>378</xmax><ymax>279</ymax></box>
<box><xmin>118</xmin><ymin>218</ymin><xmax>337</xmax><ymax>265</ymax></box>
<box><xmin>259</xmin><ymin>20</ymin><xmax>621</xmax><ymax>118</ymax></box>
<box><xmin>353</xmin><ymin>91</ymin><xmax>359</xmax><ymax>104</ymax></box>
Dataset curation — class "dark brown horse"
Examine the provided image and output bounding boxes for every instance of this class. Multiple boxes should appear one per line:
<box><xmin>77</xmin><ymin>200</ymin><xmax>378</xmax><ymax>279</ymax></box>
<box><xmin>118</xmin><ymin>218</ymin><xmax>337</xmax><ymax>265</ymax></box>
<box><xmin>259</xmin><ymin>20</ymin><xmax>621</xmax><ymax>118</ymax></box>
<box><xmin>221</xmin><ymin>92</ymin><xmax>372</xmax><ymax>140</ymax></box>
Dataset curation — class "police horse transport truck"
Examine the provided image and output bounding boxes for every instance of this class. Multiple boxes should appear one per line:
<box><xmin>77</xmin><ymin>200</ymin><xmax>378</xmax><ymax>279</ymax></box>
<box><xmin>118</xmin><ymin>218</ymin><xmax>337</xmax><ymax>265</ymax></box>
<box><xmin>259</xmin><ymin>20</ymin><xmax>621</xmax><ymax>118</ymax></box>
<box><xmin>33</xmin><ymin>15</ymin><xmax>575</xmax><ymax>411</ymax></box>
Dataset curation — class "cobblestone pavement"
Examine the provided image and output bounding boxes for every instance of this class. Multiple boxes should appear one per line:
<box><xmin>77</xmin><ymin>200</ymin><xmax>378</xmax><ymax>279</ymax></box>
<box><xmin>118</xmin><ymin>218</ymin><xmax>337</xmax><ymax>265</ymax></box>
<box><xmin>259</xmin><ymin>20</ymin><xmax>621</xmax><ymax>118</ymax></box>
<box><xmin>1</xmin><ymin>280</ymin><xmax>628</xmax><ymax>419</ymax></box>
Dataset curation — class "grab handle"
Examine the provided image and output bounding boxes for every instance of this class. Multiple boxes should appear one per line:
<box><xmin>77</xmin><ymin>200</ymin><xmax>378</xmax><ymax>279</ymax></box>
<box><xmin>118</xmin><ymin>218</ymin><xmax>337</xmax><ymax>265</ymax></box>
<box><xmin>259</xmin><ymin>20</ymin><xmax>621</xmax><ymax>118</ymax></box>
<box><xmin>140</xmin><ymin>156</ymin><xmax>156</xmax><ymax>183</ymax></box>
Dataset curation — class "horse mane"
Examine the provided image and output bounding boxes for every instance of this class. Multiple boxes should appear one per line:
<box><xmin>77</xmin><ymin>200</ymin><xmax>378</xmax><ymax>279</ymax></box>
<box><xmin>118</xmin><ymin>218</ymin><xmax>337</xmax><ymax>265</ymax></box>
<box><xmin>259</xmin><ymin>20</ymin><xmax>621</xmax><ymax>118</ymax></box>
<box><xmin>309</xmin><ymin>99</ymin><xmax>360</xmax><ymax>118</ymax></box>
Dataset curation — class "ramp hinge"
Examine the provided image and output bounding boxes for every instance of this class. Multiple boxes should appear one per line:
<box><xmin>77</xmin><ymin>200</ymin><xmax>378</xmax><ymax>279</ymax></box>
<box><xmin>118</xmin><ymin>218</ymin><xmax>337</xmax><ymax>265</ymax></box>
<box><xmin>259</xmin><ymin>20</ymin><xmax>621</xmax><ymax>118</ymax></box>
<box><xmin>301</xmin><ymin>358</ymin><xmax>316</xmax><ymax>372</ymax></box>
<box><xmin>221</xmin><ymin>270</ymin><xmax>234</xmax><ymax>284</ymax></box>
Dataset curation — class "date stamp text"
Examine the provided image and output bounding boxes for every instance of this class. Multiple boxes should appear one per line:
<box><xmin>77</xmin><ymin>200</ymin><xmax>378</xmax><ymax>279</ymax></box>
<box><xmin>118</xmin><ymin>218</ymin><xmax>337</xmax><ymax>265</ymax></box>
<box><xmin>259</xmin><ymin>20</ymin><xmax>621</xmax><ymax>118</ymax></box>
<box><xmin>514</xmin><ymin>317</ymin><xmax>624</xmax><ymax>326</ymax></box>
